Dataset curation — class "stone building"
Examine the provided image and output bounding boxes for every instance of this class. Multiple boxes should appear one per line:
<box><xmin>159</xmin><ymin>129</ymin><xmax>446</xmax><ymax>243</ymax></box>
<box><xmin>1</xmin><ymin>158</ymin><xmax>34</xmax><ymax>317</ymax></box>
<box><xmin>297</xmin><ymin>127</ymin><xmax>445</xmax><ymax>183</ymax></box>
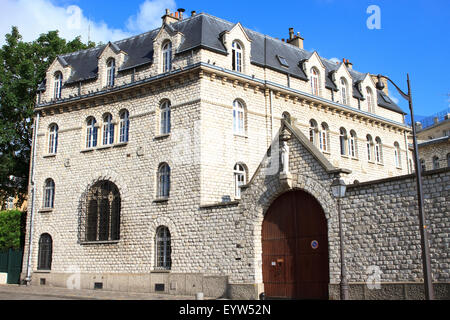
<box><xmin>416</xmin><ymin>112</ymin><xmax>450</xmax><ymax>171</ymax></box>
<box><xmin>22</xmin><ymin>10</ymin><xmax>449</xmax><ymax>299</ymax></box>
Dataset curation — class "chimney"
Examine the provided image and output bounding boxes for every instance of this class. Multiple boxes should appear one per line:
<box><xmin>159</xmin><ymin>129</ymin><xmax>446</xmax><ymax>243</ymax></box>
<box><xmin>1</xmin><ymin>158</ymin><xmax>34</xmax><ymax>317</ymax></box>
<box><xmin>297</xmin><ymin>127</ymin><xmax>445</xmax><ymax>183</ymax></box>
<box><xmin>177</xmin><ymin>8</ymin><xmax>185</xmax><ymax>20</ymax></box>
<box><xmin>415</xmin><ymin>122</ymin><xmax>423</xmax><ymax>131</ymax></box>
<box><xmin>345</xmin><ymin>59</ymin><xmax>353</xmax><ymax>69</ymax></box>
<box><xmin>433</xmin><ymin>117</ymin><xmax>439</xmax><ymax>125</ymax></box>
<box><xmin>191</xmin><ymin>10</ymin><xmax>196</xmax><ymax>16</ymax></box>
<box><xmin>286</xmin><ymin>29</ymin><xmax>304</xmax><ymax>49</ymax></box>
<box><xmin>162</xmin><ymin>8</ymin><xmax>179</xmax><ymax>25</ymax></box>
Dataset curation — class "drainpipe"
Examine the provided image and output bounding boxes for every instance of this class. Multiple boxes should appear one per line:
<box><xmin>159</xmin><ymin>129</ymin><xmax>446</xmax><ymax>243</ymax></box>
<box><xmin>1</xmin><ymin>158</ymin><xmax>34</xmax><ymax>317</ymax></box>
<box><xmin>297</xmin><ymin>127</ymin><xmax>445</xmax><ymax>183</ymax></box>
<box><xmin>404</xmin><ymin>130</ymin><xmax>411</xmax><ymax>174</ymax></box>
<box><xmin>269</xmin><ymin>89</ymin><xmax>274</xmax><ymax>140</ymax></box>
<box><xmin>25</xmin><ymin>112</ymin><xmax>40</xmax><ymax>285</ymax></box>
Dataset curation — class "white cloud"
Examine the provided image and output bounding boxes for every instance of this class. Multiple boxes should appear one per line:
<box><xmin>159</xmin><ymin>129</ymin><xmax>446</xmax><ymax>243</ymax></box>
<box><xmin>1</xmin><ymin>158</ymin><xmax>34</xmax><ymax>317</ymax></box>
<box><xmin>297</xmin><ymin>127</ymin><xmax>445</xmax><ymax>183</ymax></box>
<box><xmin>329</xmin><ymin>57</ymin><xmax>340</xmax><ymax>64</ymax></box>
<box><xmin>127</xmin><ymin>0</ymin><xmax>177</xmax><ymax>33</ymax></box>
<box><xmin>389</xmin><ymin>92</ymin><xmax>400</xmax><ymax>104</ymax></box>
<box><xmin>0</xmin><ymin>0</ymin><xmax>177</xmax><ymax>45</ymax></box>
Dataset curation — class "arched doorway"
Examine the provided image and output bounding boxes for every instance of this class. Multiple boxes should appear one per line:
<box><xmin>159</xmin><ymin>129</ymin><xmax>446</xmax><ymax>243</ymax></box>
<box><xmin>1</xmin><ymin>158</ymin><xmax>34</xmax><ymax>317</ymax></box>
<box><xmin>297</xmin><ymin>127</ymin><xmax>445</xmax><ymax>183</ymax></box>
<box><xmin>262</xmin><ymin>190</ymin><xmax>329</xmax><ymax>299</ymax></box>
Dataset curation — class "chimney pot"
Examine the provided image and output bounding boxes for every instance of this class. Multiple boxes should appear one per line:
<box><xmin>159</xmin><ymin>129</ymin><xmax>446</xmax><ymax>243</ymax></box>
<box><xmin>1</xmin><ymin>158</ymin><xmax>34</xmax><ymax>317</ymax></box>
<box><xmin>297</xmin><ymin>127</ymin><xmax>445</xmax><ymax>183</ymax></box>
<box><xmin>175</xmin><ymin>12</ymin><xmax>179</xmax><ymax>18</ymax></box>
<box><xmin>289</xmin><ymin>28</ymin><xmax>294</xmax><ymax>40</ymax></box>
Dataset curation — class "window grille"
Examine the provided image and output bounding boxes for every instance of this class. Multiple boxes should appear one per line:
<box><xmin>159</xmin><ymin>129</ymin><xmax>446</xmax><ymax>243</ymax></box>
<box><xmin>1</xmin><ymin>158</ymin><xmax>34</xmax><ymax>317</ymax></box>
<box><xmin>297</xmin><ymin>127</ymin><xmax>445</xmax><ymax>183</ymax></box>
<box><xmin>156</xmin><ymin>226</ymin><xmax>171</xmax><ymax>270</ymax></box>
<box><xmin>79</xmin><ymin>180</ymin><xmax>121</xmax><ymax>243</ymax></box>
<box><xmin>158</xmin><ymin>163</ymin><xmax>171</xmax><ymax>198</ymax></box>
<box><xmin>44</xmin><ymin>179</ymin><xmax>55</xmax><ymax>209</ymax></box>
<box><xmin>38</xmin><ymin>234</ymin><xmax>52</xmax><ymax>270</ymax></box>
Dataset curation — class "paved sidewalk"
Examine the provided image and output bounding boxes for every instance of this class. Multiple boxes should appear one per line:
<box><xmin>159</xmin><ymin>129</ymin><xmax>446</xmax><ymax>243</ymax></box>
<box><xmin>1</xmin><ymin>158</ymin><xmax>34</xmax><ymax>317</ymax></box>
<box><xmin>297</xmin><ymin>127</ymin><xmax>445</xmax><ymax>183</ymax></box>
<box><xmin>0</xmin><ymin>284</ymin><xmax>198</xmax><ymax>300</ymax></box>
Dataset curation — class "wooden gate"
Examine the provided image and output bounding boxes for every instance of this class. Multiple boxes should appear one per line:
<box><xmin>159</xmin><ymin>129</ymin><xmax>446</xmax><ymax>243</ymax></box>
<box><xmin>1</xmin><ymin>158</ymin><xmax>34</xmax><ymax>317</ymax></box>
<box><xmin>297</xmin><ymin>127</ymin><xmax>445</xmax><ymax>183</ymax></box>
<box><xmin>262</xmin><ymin>191</ymin><xmax>329</xmax><ymax>300</ymax></box>
<box><xmin>0</xmin><ymin>249</ymin><xmax>23</xmax><ymax>284</ymax></box>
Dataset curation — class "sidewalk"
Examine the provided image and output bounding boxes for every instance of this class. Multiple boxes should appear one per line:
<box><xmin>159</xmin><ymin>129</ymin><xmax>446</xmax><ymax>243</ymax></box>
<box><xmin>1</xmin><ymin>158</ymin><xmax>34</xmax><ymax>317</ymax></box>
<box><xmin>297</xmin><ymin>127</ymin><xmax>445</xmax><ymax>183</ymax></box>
<box><xmin>0</xmin><ymin>284</ymin><xmax>198</xmax><ymax>300</ymax></box>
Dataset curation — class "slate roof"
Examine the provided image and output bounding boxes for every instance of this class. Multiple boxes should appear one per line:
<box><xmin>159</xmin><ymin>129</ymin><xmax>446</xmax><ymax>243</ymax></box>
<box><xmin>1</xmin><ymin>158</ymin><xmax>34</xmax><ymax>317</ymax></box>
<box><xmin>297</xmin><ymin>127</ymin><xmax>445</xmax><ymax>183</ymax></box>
<box><xmin>38</xmin><ymin>12</ymin><xmax>404</xmax><ymax>114</ymax></box>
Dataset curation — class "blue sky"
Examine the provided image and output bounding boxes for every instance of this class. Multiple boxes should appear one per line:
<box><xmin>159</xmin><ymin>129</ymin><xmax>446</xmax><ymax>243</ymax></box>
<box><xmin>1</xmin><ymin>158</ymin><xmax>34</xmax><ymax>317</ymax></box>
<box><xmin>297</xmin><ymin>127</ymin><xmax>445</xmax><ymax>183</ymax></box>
<box><xmin>2</xmin><ymin>0</ymin><xmax>449</xmax><ymax>118</ymax></box>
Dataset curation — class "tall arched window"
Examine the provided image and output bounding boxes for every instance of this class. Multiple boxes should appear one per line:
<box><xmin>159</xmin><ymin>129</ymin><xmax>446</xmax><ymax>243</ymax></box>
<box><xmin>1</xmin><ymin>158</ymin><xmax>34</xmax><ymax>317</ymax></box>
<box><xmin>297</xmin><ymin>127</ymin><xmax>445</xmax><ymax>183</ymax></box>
<box><xmin>311</xmin><ymin>68</ymin><xmax>320</xmax><ymax>96</ymax></box>
<box><xmin>162</xmin><ymin>41</ymin><xmax>172</xmax><ymax>73</ymax></box>
<box><xmin>85</xmin><ymin>181</ymin><xmax>121</xmax><ymax>242</ymax></box>
<box><xmin>233</xmin><ymin>100</ymin><xmax>245</xmax><ymax>135</ymax></box>
<box><xmin>119</xmin><ymin>110</ymin><xmax>130</xmax><ymax>143</ymax></box>
<box><xmin>309</xmin><ymin>119</ymin><xmax>318</xmax><ymax>146</ymax></box>
<box><xmin>340</xmin><ymin>128</ymin><xmax>348</xmax><ymax>156</ymax></box>
<box><xmin>44</xmin><ymin>179</ymin><xmax>55</xmax><ymax>209</ymax></box>
<box><xmin>86</xmin><ymin>117</ymin><xmax>98</xmax><ymax>148</ymax></box>
<box><xmin>319</xmin><ymin>123</ymin><xmax>329</xmax><ymax>152</ymax></box>
<box><xmin>348</xmin><ymin>130</ymin><xmax>357</xmax><ymax>158</ymax></box>
<box><xmin>394</xmin><ymin>142</ymin><xmax>401</xmax><ymax>168</ymax></box>
<box><xmin>106</xmin><ymin>58</ymin><xmax>116</xmax><ymax>87</ymax></box>
<box><xmin>48</xmin><ymin>124</ymin><xmax>58</xmax><ymax>154</ymax></box>
<box><xmin>232</xmin><ymin>41</ymin><xmax>243</xmax><ymax>72</ymax></box>
<box><xmin>433</xmin><ymin>156</ymin><xmax>440</xmax><ymax>170</ymax></box>
<box><xmin>54</xmin><ymin>72</ymin><xmax>63</xmax><ymax>99</ymax></box>
<box><xmin>375</xmin><ymin>137</ymin><xmax>383</xmax><ymax>164</ymax></box>
<box><xmin>340</xmin><ymin>78</ymin><xmax>348</xmax><ymax>105</ymax></box>
<box><xmin>158</xmin><ymin>163</ymin><xmax>171</xmax><ymax>198</ymax></box>
<box><xmin>155</xmin><ymin>226</ymin><xmax>171</xmax><ymax>270</ymax></box>
<box><xmin>38</xmin><ymin>234</ymin><xmax>52</xmax><ymax>270</ymax></box>
<box><xmin>160</xmin><ymin>101</ymin><xmax>171</xmax><ymax>135</ymax></box>
<box><xmin>234</xmin><ymin>163</ymin><xmax>247</xmax><ymax>199</ymax></box>
<box><xmin>366</xmin><ymin>87</ymin><xmax>375</xmax><ymax>113</ymax></box>
<box><xmin>366</xmin><ymin>135</ymin><xmax>374</xmax><ymax>161</ymax></box>
<box><xmin>102</xmin><ymin>113</ymin><xmax>115</xmax><ymax>145</ymax></box>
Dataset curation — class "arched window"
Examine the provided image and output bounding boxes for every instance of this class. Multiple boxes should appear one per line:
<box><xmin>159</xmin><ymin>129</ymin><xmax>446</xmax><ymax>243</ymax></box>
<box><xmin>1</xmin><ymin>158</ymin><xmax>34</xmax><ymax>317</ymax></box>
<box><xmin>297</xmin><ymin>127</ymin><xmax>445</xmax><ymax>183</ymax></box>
<box><xmin>340</xmin><ymin>128</ymin><xmax>348</xmax><ymax>156</ymax></box>
<box><xmin>309</xmin><ymin>119</ymin><xmax>318</xmax><ymax>146</ymax></box>
<box><xmin>86</xmin><ymin>117</ymin><xmax>98</xmax><ymax>148</ymax></box>
<box><xmin>340</xmin><ymin>78</ymin><xmax>348</xmax><ymax>105</ymax></box>
<box><xmin>366</xmin><ymin>135</ymin><xmax>374</xmax><ymax>161</ymax></box>
<box><xmin>54</xmin><ymin>72</ymin><xmax>63</xmax><ymax>99</ymax></box>
<box><xmin>157</xmin><ymin>163</ymin><xmax>171</xmax><ymax>198</ymax></box>
<box><xmin>232</xmin><ymin>41</ymin><xmax>243</xmax><ymax>72</ymax></box>
<box><xmin>48</xmin><ymin>124</ymin><xmax>58</xmax><ymax>154</ymax></box>
<box><xmin>38</xmin><ymin>234</ymin><xmax>52</xmax><ymax>270</ymax></box>
<box><xmin>366</xmin><ymin>87</ymin><xmax>375</xmax><ymax>113</ymax></box>
<box><xmin>106</xmin><ymin>58</ymin><xmax>115</xmax><ymax>87</ymax></box>
<box><xmin>160</xmin><ymin>101</ymin><xmax>171</xmax><ymax>135</ymax></box>
<box><xmin>233</xmin><ymin>100</ymin><xmax>245</xmax><ymax>135</ymax></box>
<box><xmin>420</xmin><ymin>158</ymin><xmax>426</xmax><ymax>172</ymax></box>
<box><xmin>119</xmin><ymin>110</ymin><xmax>130</xmax><ymax>143</ymax></box>
<box><xmin>44</xmin><ymin>179</ymin><xmax>55</xmax><ymax>209</ymax></box>
<box><xmin>394</xmin><ymin>142</ymin><xmax>401</xmax><ymax>168</ymax></box>
<box><xmin>234</xmin><ymin>163</ymin><xmax>247</xmax><ymax>199</ymax></box>
<box><xmin>319</xmin><ymin>123</ymin><xmax>329</xmax><ymax>152</ymax></box>
<box><xmin>375</xmin><ymin>137</ymin><xmax>383</xmax><ymax>164</ymax></box>
<box><xmin>447</xmin><ymin>153</ymin><xmax>450</xmax><ymax>167</ymax></box>
<box><xmin>432</xmin><ymin>156</ymin><xmax>440</xmax><ymax>170</ymax></box>
<box><xmin>155</xmin><ymin>226</ymin><xmax>171</xmax><ymax>270</ymax></box>
<box><xmin>162</xmin><ymin>41</ymin><xmax>172</xmax><ymax>73</ymax></box>
<box><xmin>348</xmin><ymin>130</ymin><xmax>357</xmax><ymax>158</ymax></box>
<box><xmin>102</xmin><ymin>113</ymin><xmax>115</xmax><ymax>145</ymax></box>
<box><xmin>85</xmin><ymin>181</ymin><xmax>121</xmax><ymax>242</ymax></box>
<box><xmin>311</xmin><ymin>68</ymin><xmax>320</xmax><ymax>96</ymax></box>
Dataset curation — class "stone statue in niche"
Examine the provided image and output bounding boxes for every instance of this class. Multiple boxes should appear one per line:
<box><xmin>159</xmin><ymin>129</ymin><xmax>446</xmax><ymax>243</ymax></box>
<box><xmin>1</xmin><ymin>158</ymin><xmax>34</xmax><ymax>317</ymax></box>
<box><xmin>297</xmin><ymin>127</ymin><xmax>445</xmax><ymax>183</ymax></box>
<box><xmin>279</xmin><ymin>128</ymin><xmax>293</xmax><ymax>189</ymax></box>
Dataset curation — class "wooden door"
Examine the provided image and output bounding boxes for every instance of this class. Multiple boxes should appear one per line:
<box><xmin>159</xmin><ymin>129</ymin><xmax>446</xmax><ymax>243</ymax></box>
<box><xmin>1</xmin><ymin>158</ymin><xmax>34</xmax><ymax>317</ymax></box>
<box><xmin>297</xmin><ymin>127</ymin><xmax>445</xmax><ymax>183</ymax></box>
<box><xmin>262</xmin><ymin>191</ymin><xmax>329</xmax><ymax>300</ymax></box>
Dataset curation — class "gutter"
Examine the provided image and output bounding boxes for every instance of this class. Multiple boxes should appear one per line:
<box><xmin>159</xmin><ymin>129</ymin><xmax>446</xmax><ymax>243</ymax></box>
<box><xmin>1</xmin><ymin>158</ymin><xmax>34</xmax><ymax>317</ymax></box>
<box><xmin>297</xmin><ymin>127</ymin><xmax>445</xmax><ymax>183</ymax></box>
<box><xmin>25</xmin><ymin>112</ymin><xmax>40</xmax><ymax>284</ymax></box>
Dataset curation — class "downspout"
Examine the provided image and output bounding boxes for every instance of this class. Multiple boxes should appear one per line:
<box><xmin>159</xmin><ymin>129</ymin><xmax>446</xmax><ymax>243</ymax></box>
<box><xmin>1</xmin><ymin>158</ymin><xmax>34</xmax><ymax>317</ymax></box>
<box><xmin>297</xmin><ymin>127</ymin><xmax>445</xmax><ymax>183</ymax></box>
<box><xmin>25</xmin><ymin>111</ymin><xmax>40</xmax><ymax>285</ymax></box>
<box><xmin>270</xmin><ymin>90</ymin><xmax>274</xmax><ymax>140</ymax></box>
<box><xmin>404</xmin><ymin>130</ymin><xmax>411</xmax><ymax>174</ymax></box>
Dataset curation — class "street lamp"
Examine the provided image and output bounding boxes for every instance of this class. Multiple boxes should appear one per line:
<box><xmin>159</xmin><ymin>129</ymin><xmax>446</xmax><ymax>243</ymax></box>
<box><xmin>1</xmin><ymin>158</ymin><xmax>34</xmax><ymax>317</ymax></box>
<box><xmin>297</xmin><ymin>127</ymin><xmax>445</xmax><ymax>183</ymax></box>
<box><xmin>376</xmin><ymin>74</ymin><xmax>434</xmax><ymax>300</ymax></box>
<box><xmin>331</xmin><ymin>177</ymin><xmax>348</xmax><ymax>300</ymax></box>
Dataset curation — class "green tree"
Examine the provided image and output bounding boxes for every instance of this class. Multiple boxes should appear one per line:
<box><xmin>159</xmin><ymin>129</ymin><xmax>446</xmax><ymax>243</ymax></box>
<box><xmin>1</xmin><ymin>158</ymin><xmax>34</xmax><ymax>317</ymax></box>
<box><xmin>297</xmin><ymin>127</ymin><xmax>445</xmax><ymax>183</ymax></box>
<box><xmin>0</xmin><ymin>210</ymin><xmax>22</xmax><ymax>250</ymax></box>
<box><xmin>0</xmin><ymin>27</ymin><xmax>95</xmax><ymax>206</ymax></box>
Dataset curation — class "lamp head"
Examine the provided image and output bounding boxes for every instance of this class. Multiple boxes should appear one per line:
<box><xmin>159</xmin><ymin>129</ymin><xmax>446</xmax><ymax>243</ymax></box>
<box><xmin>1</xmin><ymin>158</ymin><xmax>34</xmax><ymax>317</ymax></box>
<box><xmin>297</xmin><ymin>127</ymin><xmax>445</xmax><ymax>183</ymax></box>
<box><xmin>331</xmin><ymin>178</ymin><xmax>347</xmax><ymax>199</ymax></box>
<box><xmin>376</xmin><ymin>74</ymin><xmax>385</xmax><ymax>91</ymax></box>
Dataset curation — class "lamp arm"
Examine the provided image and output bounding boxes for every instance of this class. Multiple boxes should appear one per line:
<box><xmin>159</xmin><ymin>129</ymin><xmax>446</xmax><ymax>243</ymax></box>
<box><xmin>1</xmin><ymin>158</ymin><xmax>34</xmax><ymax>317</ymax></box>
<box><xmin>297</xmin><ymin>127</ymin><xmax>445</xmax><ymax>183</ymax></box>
<box><xmin>379</xmin><ymin>75</ymin><xmax>410</xmax><ymax>102</ymax></box>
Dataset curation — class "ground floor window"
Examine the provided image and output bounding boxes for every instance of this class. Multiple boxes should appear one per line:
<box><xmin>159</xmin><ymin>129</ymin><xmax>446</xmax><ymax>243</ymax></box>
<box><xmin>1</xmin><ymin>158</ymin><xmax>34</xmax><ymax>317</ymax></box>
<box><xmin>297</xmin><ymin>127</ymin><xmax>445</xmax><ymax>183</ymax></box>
<box><xmin>155</xmin><ymin>226</ymin><xmax>171</xmax><ymax>270</ymax></box>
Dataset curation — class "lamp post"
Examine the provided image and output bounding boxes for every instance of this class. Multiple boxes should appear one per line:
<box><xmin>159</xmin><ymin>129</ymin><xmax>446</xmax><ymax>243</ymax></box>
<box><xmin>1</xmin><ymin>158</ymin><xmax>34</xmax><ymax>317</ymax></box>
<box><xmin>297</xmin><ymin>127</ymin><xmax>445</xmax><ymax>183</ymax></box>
<box><xmin>376</xmin><ymin>74</ymin><xmax>434</xmax><ymax>300</ymax></box>
<box><xmin>331</xmin><ymin>177</ymin><xmax>348</xmax><ymax>300</ymax></box>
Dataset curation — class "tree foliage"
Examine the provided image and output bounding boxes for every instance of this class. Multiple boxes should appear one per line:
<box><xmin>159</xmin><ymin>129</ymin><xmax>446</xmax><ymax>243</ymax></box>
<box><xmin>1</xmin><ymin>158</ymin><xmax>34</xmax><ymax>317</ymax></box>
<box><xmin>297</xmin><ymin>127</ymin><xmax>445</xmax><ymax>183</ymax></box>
<box><xmin>0</xmin><ymin>210</ymin><xmax>23</xmax><ymax>250</ymax></box>
<box><xmin>0</xmin><ymin>27</ymin><xmax>95</xmax><ymax>205</ymax></box>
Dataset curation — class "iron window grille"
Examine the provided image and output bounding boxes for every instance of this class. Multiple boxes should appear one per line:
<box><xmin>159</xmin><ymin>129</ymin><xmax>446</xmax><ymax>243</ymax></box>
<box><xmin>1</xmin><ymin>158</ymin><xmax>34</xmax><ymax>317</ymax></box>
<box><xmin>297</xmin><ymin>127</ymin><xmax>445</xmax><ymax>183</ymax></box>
<box><xmin>157</xmin><ymin>163</ymin><xmax>171</xmax><ymax>198</ymax></box>
<box><xmin>38</xmin><ymin>233</ymin><xmax>52</xmax><ymax>270</ymax></box>
<box><xmin>44</xmin><ymin>179</ymin><xmax>55</xmax><ymax>209</ymax></box>
<box><xmin>155</xmin><ymin>226</ymin><xmax>171</xmax><ymax>270</ymax></box>
<box><xmin>78</xmin><ymin>180</ymin><xmax>121</xmax><ymax>243</ymax></box>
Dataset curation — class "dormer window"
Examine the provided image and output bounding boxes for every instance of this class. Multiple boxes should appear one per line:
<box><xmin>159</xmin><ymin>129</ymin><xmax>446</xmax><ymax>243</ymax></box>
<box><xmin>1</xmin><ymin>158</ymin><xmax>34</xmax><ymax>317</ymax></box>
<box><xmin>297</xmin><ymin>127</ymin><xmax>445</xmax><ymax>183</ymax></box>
<box><xmin>310</xmin><ymin>68</ymin><xmax>319</xmax><ymax>96</ymax></box>
<box><xmin>162</xmin><ymin>41</ymin><xmax>172</xmax><ymax>73</ymax></box>
<box><xmin>53</xmin><ymin>72</ymin><xmax>62</xmax><ymax>99</ymax></box>
<box><xmin>106</xmin><ymin>59</ymin><xmax>116</xmax><ymax>87</ymax></box>
<box><xmin>340</xmin><ymin>78</ymin><xmax>348</xmax><ymax>105</ymax></box>
<box><xmin>232</xmin><ymin>41</ymin><xmax>243</xmax><ymax>72</ymax></box>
